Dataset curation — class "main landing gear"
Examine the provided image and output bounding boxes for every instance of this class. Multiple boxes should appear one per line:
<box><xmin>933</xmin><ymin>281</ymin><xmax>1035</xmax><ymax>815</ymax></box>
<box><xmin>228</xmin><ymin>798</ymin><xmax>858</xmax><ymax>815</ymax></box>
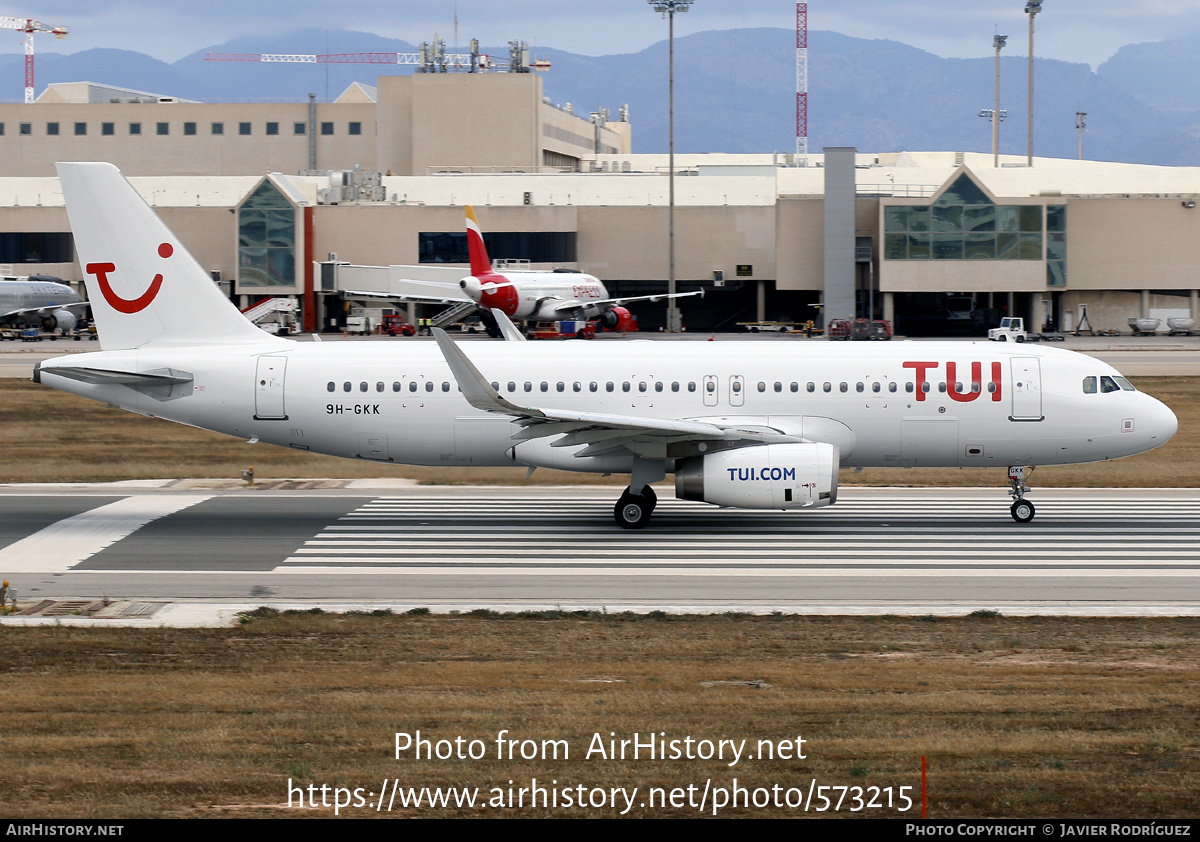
<box><xmin>1007</xmin><ymin>465</ymin><xmax>1036</xmax><ymax>523</ymax></box>
<box><xmin>614</xmin><ymin>485</ymin><xmax>657</xmax><ymax>529</ymax></box>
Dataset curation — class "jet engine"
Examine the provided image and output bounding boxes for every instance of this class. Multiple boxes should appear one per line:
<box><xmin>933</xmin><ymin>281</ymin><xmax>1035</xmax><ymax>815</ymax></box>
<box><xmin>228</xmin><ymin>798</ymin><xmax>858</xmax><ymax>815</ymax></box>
<box><xmin>674</xmin><ymin>442</ymin><xmax>839</xmax><ymax>510</ymax></box>
<box><xmin>599</xmin><ymin>306</ymin><xmax>634</xmax><ymax>332</ymax></box>
<box><xmin>42</xmin><ymin>309</ymin><xmax>77</xmax><ymax>334</ymax></box>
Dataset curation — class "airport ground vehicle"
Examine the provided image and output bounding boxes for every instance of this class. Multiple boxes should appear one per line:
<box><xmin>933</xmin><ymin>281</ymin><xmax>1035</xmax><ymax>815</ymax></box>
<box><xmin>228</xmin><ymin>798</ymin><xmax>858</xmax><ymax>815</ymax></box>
<box><xmin>988</xmin><ymin>317</ymin><xmax>1028</xmax><ymax>342</ymax></box>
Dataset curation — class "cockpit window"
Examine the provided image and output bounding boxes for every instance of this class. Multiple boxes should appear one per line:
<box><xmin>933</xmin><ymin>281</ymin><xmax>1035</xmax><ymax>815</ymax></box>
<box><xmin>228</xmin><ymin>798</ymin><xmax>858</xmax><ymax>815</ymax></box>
<box><xmin>1100</xmin><ymin>375</ymin><xmax>1121</xmax><ymax>393</ymax></box>
<box><xmin>1113</xmin><ymin>376</ymin><xmax>1136</xmax><ymax>392</ymax></box>
<box><xmin>1082</xmin><ymin>376</ymin><xmax>1097</xmax><ymax>394</ymax></box>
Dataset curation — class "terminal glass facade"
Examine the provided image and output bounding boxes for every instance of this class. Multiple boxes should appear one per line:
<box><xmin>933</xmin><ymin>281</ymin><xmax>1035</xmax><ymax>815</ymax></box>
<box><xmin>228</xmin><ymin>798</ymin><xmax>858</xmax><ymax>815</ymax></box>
<box><xmin>419</xmin><ymin>231</ymin><xmax>577</xmax><ymax>264</ymax></box>
<box><xmin>238</xmin><ymin>180</ymin><xmax>296</xmax><ymax>287</ymax></box>
<box><xmin>884</xmin><ymin>174</ymin><xmax>1067</xmax><ymax>287</ymax></box>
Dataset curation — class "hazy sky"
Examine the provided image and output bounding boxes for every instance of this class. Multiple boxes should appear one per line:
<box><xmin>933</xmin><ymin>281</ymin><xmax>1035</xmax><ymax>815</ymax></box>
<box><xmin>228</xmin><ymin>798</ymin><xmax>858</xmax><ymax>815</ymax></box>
<box><xmin>4</xmin><ymin>1</ymin><xmax>1198</xmax><ymax>68</ymax></box>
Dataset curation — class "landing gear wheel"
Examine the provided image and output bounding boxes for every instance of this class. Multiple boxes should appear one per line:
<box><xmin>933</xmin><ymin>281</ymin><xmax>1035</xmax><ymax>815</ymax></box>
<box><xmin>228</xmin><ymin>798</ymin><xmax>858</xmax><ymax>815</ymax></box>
<box><xmin>1010</xmin><ymin>499</ymin><xmax>1035</xmax><ymax>523</ymax></box>
<box><xmin>614</xmin><ymin>488</ymin><xmax>654</xmax><ymax>529</ymax></box>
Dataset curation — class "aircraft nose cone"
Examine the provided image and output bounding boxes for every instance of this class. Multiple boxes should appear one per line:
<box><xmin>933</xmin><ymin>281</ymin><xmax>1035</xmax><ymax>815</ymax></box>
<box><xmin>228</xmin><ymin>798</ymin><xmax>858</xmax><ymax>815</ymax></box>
<box><xmin>1156</xmin><ymin>399</ymin><xmax>1179</xmax><ymax>444</ymax></box>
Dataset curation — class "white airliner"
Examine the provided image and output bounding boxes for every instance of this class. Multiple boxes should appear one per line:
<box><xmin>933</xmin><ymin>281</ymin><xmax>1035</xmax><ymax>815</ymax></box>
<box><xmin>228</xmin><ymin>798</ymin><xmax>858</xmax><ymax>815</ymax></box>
<box><xmin>37</xmin><ymin>163</ymin><xmax>1178</xmax><ymax>529</ymax></box>
<box><xmin>351</xmin><ymin>205</ymin><xmax>702</xmax><ymax>334</ymax></box>
<box><xmin>0</xmin><ymin>275</ymin><xmax>87</xmax><ymax>334</ymax></box>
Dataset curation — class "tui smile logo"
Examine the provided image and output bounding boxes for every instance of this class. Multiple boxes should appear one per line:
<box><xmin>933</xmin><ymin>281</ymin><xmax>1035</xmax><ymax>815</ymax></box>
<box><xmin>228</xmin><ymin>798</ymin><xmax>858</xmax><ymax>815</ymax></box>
<box><xmin>87</xmin><ymin>242</ymin><xmax>172</xmax><ymax>314</ymax></box>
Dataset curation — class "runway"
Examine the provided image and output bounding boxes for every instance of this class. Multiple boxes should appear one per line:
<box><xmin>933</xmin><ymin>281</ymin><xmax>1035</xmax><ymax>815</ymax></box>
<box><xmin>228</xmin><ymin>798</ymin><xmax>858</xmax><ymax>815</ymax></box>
<box><xmin>1</xmin><ymin>485</ymin><xmax>1198</xmax><ymax>621</ymax></box>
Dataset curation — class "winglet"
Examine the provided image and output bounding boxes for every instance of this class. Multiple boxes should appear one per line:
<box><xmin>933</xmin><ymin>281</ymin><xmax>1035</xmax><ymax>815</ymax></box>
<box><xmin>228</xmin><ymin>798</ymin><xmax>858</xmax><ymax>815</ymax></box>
<box><xmin>490</xmin><ymin>308</ymin><xmax>526</xmax><ymax>341</ymax></box>
<box><xmin>432</xmin><ymin>327</ymin><xmax>538</xmax><ymax>416</ymax></box>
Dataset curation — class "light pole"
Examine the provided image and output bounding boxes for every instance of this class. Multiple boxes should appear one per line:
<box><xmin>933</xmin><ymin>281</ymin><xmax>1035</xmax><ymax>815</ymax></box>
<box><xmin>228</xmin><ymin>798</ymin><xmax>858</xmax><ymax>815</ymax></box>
<box><xmin>1025</xmin><ymin>1</ymin><xmax>1042</xmax><ymax>167</ymax></box>
<box><xmin>993</xmin><ymin>34</ymin><xmax>1007</xmax><ymax>167</ymax></box>
<box><xmin>1076</xmin><ymin>111</ymin><xmax>1087</xmax><ymax>160</ymax></box>
<box><xmin>648</xmin><ymin>0</ymin><xmax>693</xmax><ymax>332</ymax></box>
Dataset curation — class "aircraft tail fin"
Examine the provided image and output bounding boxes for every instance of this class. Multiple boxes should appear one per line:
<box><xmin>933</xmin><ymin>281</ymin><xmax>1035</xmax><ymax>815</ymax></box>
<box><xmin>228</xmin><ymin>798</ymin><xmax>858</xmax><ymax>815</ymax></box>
<box><xmin>465</xmin><ymin>205</ymin><xmax>494</xmax><ymax>277</ymax></box>
<box><xmin>56</xmin><ymin>162</ymin><xmax>280</xmax><ymax>350</ymax></box>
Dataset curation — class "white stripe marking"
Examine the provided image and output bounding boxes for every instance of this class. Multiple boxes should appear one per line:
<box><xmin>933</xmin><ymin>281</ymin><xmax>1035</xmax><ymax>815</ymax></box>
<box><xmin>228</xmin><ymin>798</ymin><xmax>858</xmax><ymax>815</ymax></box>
<box><xmin>0</xmin><ymin>495</ymin><xmax>211</xmax><ymax>573</ymax></box>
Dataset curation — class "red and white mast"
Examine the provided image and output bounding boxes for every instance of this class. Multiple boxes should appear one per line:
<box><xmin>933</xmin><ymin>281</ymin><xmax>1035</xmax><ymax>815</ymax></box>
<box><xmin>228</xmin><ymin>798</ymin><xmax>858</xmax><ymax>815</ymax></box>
<box><xmin>796</xmin><ymin>3</ymin><xmax>808</xmax><ymax>165</ymax></box>
<box><xmin>0</xmin><ymin>17</ymin><xmax>69</xmax><ymax>104</ymax></box>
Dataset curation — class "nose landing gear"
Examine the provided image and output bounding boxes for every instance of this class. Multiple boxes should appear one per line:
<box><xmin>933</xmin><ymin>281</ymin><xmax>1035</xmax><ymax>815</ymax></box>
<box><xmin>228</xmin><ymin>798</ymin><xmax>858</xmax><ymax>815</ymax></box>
<box><xmin>1008</xmin><ymin>466</ymin><xmax>1036</xmax><ymax>523</ymax></box>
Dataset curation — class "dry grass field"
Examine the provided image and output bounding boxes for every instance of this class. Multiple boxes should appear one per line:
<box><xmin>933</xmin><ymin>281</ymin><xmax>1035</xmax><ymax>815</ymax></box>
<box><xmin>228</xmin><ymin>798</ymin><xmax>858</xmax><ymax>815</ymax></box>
<box><xmin>0</xmin><ymin>376</ymin><xmax>1193</xmax><ymax>487</ymax></box>
<box><xmin>2</xmin><ymin>612</ymin><xmax>1198</xmax><ymax>819</ymax></box>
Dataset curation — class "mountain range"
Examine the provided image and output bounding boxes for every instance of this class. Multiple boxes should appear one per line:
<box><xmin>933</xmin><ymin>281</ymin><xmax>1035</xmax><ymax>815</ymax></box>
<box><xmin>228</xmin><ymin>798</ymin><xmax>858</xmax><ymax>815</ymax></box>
<box><xmin>2</xmin><ymin>27</ymin><xmax>1198</xmax><ymax>166</ymax></box>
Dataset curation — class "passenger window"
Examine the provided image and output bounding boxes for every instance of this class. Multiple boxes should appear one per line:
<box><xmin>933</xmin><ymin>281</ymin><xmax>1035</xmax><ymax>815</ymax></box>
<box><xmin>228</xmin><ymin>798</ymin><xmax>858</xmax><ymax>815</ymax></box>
<box><xmin>872</xmin><ymin>382</ymin><xmax>881</xmax><ymax>393</ymax></box>
<box><xmin>556</xmin><ymin>382</ymin><xmax>564</xmax><ymax>392</ymax></box>
<box><xmin>376</xmin><ymin>382</ymin><xmax>384</xmax><ymax>392</ymax></box>
<box><xmin>590</xmin><ymin>382</ymin><xmax>598</xmax><ymax>392</ymax></box>
<box><xmin>1100</xmin><ymin>375</ymin><xmax>1121</xmax><ymax>393</ymax></box>
<box><xmin>774</xmin><ymin>382</ymin><xmax>782</xmax><ymax>393</ymax></box>
<box><xmin>791</xmin><ymin>382</ymin><xmax>799</xmax><ymax>393</ymax></box>
<box><xmin>638</xmin><ymin>382</ymin><xmax>647</xmax><ymax>392</ymax></box>
<box><xmin>823</xmin><ymin>382</ymin><xmax>831</xmax><ymax>393</ymax></box>
<box><xmin>327</xmin><ymin>382</ymin><xmax>335</xmax><ymax>392</ymax></box>
<box><xmin>971</xmin><ymin>382</ymin><xmax>981</xmax><ymax>393</ymax></box>
<box><xmin>987</xmin><ymin>382</ymin><xmax>997</xmax><ymax>393</ymax></box>
<box><xmin>490</xmin><ymin>382</ymin><xmax>498</xmax><ymax>391</ymax></box>
<box><xmin>757</xmin><ymin>381</ymin><xmax>766</xmax><ymax>392</ymax></box>
<box><xmin>425</xmin><ymin>382</ymin><xmax>434</xmax><ymax>392</ymax></box>
<box><xmin>507</xmin><ymin>381</ymin><xmax>516</xmax><ymax>392</ymax></box>
<box><xmin>732</xmin><ymin>381</ymin><xmax>742</xmax><ymax>393</ymax></box>
<box><xmin>409</xmin><ymin>382</ymin><xmax>418</xmax><ymax>393</ymax></box>
<box><xmin>573</xmin><ymin>382</ymin><xmax>581</xmax><ymax>392</ymax></box>
<box><xmin>524</xmin><ymin>382</ymin><xmax>532</xmax><ymax>392</ymax></box>
<box><xmin>706</xmin><ymin>381</ymin><xmax>715</xmax><ymax>393</ymax></box>
<box><xmin>906</xmin><ymin>382</ymin><xmax>914</xmax><ymax>393</ymax></box>
<box><xmin>840</xmin><ymin>382</ymin><xmax>848</xmax><ymax>393</ymax></box>
<box><xmin>394</xmin><ymin>382</ymin><xmax>402</xmax><ymax>392</ymax></box>
<box><xmin>540</xmin><ymin>382</ymin><xmax>548</xmax><ymax>392</ymax></box>
<box><xmin>623</xmin><ymin>382</ymin><xmax>631</xmax><ymax>392</ymax></box>
<box><xmin>889</xmin><ymin>382</ymin><xmax>897</xmax><ymax>393</ymax></box>
<box><xmin>606</xmin><ymin>382</ymin><xmax>615</xmax><ymax>392</ymax></box>
<box><xmin>856</xmin><ymin>382</ymin><xmax>864</xmax><ymax>393</ymax></box>
<box><xmin>359</xmin><ymin>382</ymin><xmax>368</xmax><ymax>392</ymax></box>
<box><xmin>688</xmin><ymin>382</ymin><xmax>697</xmax><ymax>392</ymax></box>
<box><xmin>343</xmin><ymin>382</ymin><xmax>351</xmax><ymax>393</ymax></box>
<box><xmin>921</xmin><ymin>383</ymin><xmax>930</xmax><ymax>393</ymax></box>
<box><xmin>442</xmin><ymin>382</ymin><xmax>450</xmax><ymax>392</ymax></box>
<box><xmin>671</xmin><ymin>382</ymin><xmax>680</xmax><ymax>392</ymax></box>
<box><xmin>655</xmin><ymin>381</ymin><xmax>664</xmax><ymax>392</ymax></box>
<box><xmin>938</xmin><ymin>383</ymin><xmax>947</xmax><ymax>393</ymax></box>
<box><xmin>1083</xmin><ymin>376</ymin><xmax>1097</xmax><ymax>394</ymax></box>
<box><xmin>807</xmin><ymin>382</ymin><xmax>815</xmax><ymax>393</ymax></box>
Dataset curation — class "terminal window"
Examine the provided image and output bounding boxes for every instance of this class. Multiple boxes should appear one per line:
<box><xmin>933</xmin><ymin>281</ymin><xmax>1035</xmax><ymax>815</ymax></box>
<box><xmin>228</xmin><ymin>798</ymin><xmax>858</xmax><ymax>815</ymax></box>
<box><xmin>212</xmin><ymin>122</ymin><xmax>224</xmax><ymax>135</ymax></box>
<box><xmin>239</xmin><ymin>122</ymin><xmax>251</xmax><ymax>135</ymax></box>
<box><xmin>884</xmin><ymin>173</ymin><xmax>1045</xmax><ymax>262</ymax></box>
<box><xmin>419</xmin><ymin>231</ymin><xmax>577</xmax><ymax>264</ymax></box>
<box><xmin>101</xmin><ymin>122</ymin><xmax>114</xmax><ymax>136</ymax></box>
<box><xmin>74</xmin><ymin>122</ymin><xmax>86</xmax><ymax>136</ymax></box>
<box><xmin>129</xmin><ymin>123</ymin><xmax>141</xmax><ymax>135</ymax></box>
<box><xmin>348</xmin><ymin>122</ymin><xmax>362</xmax><ymax>135</ymax></box>
<box><xmin>293</xmin><ymin>122</ymin><xmax>306</xmax><ymax>135</ymax></box>
<box><xmin>266</xmin><ymin>122</ymin><xmax>279</xmax><ymax>136</ymax></box>
<box><xmin>237</xmin><ymin>179</ymin><xmax>296</xmax><ymax>287</ymax></box>
<box><xmin>184</xmin><ymin>122</ymin><xmax>197</xmax><ymax>136</ymax></box>
<box><xmin>0</xmin><ymin>232</ymin><xmax>74</xmax><ymax>264</ymax></box>
<box><xmin>157</xmin><ymin>122</ymin><xmax>169</xmax><ymax>135</ymax></box>
<box><xmin>46</xmin><ymin>122</ymin><xmax>59</xmax><ymax>136</ymax></box>
<box><xmin>321</xmin><ymin>122</ymin><xmax>334</xmax><ymax>135</ymax></box>
<box><xmin>19</xmin><ymin>123</ymin><xmax>31</xmax><ymax>136</ymax></box>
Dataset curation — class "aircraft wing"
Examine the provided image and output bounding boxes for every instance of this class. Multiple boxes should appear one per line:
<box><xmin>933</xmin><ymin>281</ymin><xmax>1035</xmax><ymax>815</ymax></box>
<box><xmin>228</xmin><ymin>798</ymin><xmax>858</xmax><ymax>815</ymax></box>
<box><xmin>1</xmin><ymin>301</ymin><xmax>90</xmax><ymax>320</ymax></box>
<box><xmin>433</xmin><ymin>328</ymin><xmax>799</xmax><ymax>458</ymax></box>
<box><xmin>343</xmin><ymin>288</ymin><xmax>471</xmax><ymax>306</ymax></box>
<box><xmin>548</xmin><ymin>289</ymin><xmax>704</xmax><ymax>315</ymax></box>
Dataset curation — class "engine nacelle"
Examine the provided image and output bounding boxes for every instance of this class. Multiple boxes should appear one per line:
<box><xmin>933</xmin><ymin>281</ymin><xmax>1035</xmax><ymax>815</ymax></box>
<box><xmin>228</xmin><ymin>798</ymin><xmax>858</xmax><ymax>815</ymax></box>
<box><xmin>675</xmin><ymin>443</ymin><xmax>839</xmax><ymax>510</ymax></box>
<box><xmin>599</xmin><ymin>305</ymin><xmax>634</xmax><ymax>332</ymax></box>
<box><xmin>42</xmin><ymin>310</ymin><xmax>77</xmax><ymax>334</ymax></box>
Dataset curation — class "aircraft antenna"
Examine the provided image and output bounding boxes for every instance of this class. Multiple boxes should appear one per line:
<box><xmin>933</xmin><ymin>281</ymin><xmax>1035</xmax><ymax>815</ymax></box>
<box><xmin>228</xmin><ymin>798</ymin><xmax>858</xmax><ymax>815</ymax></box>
<box><xmin>0</xmin><ymin>17</ymin><xmax>69</xmax><ymax>104</ymax></box>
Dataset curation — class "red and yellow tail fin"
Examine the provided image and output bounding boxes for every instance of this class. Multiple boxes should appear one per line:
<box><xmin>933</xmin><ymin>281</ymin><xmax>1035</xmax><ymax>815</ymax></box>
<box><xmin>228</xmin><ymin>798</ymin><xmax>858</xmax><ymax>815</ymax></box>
<box><xmin>465</xmin><ymin>206</ymin><xmax>493</xmax><ymax>277</ymax></box>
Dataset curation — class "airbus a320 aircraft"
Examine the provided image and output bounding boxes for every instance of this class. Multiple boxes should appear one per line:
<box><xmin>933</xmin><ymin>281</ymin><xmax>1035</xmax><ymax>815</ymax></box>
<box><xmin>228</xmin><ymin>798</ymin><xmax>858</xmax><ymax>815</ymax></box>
<box><xmin>0</xmin><ymin>275</ymin><xmax>88</xmax><ymax>333</ymax></box>
<box><xmin>38</xmin><ymin>163</ymin><xmax>1177</xmax><ymax>528</ymax></box>
<box><xmin>352</xmin><ymin>205</ymin><xmax>702</xmax><ymax>334</ymax></box>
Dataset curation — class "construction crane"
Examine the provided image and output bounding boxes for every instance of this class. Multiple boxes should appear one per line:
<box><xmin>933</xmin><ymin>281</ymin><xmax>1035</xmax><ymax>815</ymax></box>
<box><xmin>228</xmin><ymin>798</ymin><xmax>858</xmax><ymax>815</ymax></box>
<box><xmin>0</xmin><ymin>17</ymin><xmax>68</xmax><ymax>104</ymax></box>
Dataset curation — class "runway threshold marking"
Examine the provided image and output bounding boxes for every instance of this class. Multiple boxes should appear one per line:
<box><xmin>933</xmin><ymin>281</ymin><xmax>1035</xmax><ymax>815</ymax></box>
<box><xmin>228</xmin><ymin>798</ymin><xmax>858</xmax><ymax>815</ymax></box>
<box><xmin>0</xmin><ymin>495</ymin><xmax>211</xmax><ymax>574</ymax></box>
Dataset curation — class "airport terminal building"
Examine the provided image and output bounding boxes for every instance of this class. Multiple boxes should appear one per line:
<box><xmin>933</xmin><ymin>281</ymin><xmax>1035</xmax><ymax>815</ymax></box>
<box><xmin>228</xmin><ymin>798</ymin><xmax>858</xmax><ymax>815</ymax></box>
<box><xmin>1</xmin><ymin>71</ymin><xmax>1198</xmax><ymax>335</ymax></box>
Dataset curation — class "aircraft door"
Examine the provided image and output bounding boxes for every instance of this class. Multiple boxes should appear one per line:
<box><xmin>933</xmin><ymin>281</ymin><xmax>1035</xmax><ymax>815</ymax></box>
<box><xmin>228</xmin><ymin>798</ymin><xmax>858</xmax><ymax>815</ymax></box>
<box><xmin>254</xmin><ymin>355</ymin><xmax>287</xmax><ymax>420</ymax></box>
<box><xmin>729</xmin><ymin>375</ymin><xmax>745</xmax><ymax>407</ymax></box>
<box><xmin>1010</xmin><ymin>357</ymin><xmax>1044</xmax><ymax>421</ymax></box>
<box><xmin>702</xmin><ymin>375</ymin><xmax>718</xmax><ymax>407</ymax></box>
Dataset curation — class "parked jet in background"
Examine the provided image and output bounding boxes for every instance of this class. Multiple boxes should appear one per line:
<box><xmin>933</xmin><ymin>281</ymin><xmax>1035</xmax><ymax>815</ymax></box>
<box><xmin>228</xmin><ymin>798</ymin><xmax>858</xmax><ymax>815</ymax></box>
<box><xmin>350</xmin><ymin>206</ymin><xmax>702</xmax><ymax>334</ymax></box>
<box><xmin>38</xmin><ymin>163</ymin><xmax>1178</xmax><ymax>528</ymax></box>
<box><xmin>0</xmin><ymin>275</ymin><xmax>87</xmax><ymax>333</ymax></box>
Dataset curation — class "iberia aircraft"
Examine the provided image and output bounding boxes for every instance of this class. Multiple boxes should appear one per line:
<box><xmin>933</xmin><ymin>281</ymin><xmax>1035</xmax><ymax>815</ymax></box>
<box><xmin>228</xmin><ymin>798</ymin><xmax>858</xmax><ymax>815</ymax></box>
<box><xmin>350</xmin><ymin>205</ymin><xmax>703</xmax><ymax>334</ymax></box>
<box><xmin>38</xmin><ymin>163</ymin><xmax>1178</xmax><ymax>529</ymax></box>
